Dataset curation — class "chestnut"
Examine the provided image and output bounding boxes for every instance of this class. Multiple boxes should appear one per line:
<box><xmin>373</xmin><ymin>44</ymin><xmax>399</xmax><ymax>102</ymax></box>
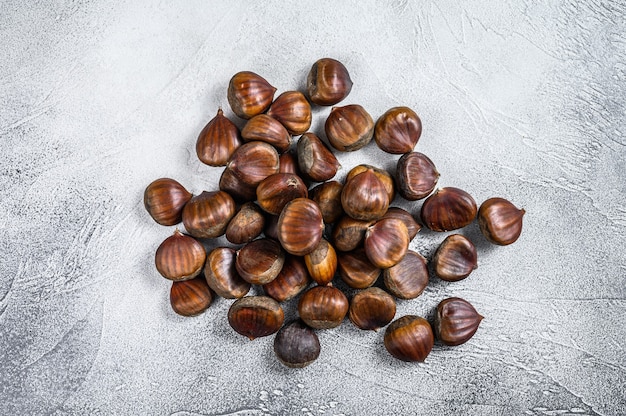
<box><xmin>278</xmin><ymin>150</ymin><xmax>300</xmax><ymax>175</ymax></box>
<box><xmin>337</xmin><ymin>248</ymin><xmax>380</xmax><ymax>289</ymax></box>
<box><xmin>241</xmin><ymin>114</ymin><xmax>292</xmax><ymax>153</ymax></box>
<box><xmin>227</xmin><ymin>71</ymin><xmax>276</xmax><ymax>119</ymax></box>
<box><xmin>274</xmin><ymin>320</ymin><xmax>321</xmax><ymax>368</ymax></box>
<box><xmin>364</xmin><ymin>218</ymin><xmax>409</xmax><ymax>269</ymax></box>
<box><xmin>155</xmin><ymin>229</ymin><xmax>206</xmax><ymax>281</ymax></box>
<box><xmin>277</xmin><ymin>198</ymin><xmax>324</xmax><ymax>256</ymax></box>
<box><xmin>384</xmin><ymin>315</ymin><xmax>434</xmax><ymax>362</ymax></box>
<box><xmin>325</xmin><ymin>104</ymin><xmax>374</xmax><ymax>151</ymax></box>
<box><xmin>420</xmin><ymin>187</ymin><xmax>477</xmax><ymax>232</ymax></box>
<box><xmin>381</xmin><ymin>207</ymin><xmax>421</xmax><ymax>240</ymax></box>
<box><xmin>478</xmin><ymin>197</ymin><xmax>525</xmax><ymax>245</ymax></box>
<box><xmin>304</xmin><ymin>238</ymin><xmax>337</xmax><ymax>286</ymax></box>
<box><xmin>262</xmin><ymin>255</ymin><xmax>311</xmax><ymax>302</ymax></box>
<box><xmin>267</xmin><ymin>91</ymin><xmax>312</xmax><ymax>135</ymax></box>
<box><xmin>170</xmin><ymin>276</ymin><xmax>213</xmax><ymax>317</ymax></box>
<box><xmin>395</xmin><ymin>152</ymin><xmax>439</xmax><ymax>201</ymax></box>
<box><xmin>374</xmin><ymin>106</ymin><xmax>422</xmax><ymax>154</ymax></box>
<box><xmin>341</xmin><ymin>168</ymin><xmax>389</xmax><ymax>222</ymax></box>
<box><xmin>235</xmin><ymin>238</ymin><xmax>285</xmax><ymax>285</ymax></box>
<box><xmin>348</xmin><ymin>287</ymin><xmax>396</xmax><ymax>331</ymax></box>
<box><xmin>432</xmin><ymin>234</ymin><xmax>477</xmax><ymax>282</ymax></box>
<box><xmin>256</xmin><ymin>173</ymin><xmax>308</xmax><ymax>216</ymax></box>
<box><xmin>309</xmin><ymin>181</ymin><xmax>344</xmax><ymax>224</ymax></box>
<box><xmin>144</xmin><ymin>178</ymin><xmax>192</xmax><ymax>226</ymax></box>
<box><xmin>182</xmin><ymin>190</ymin><xmax>236</xmax><ymax>239</ymax></box>
<box><xmin>225</xmin><ymin>202</ymin><xmax>265</xmax><ymax>245</ymax></box>
<box><xmin>435</xmin><ymin>297</ymin><xmax>483</xmax><ymax>346</ymax></box>
<box><xmin>298</xmin><ymin>285</ymin><xmax>349</xmax><ymax>329</ymax></box>
<box><xmin>306</xmin><ymin>58</ymin><xmax>353</xmax><ymax>106</ymax></box>
<box><xmin>219</xmin><ymin>165</ymin><xmax>257</xmax><ymax>202</ymax></box>
<box><xmin>196</xmin><ymin>108</ymin><xmax>243</xmax><ymax>166</ymax></box>
<box><xmin>383</xmin><ymin>250</ymin><xmax>429</xmax><ymax>299</ymax></box>
<box><xmin>225</xmin><ymin>141</ymin><xmax>280</xmax><ymax>189</ymax></box>
<box><xmin>331</xmin><ymin>215</ymin><xmax>375</xmax><ymax>252</ymax></box>
<box><xmin>296</xmin><ymin>132</ymin><xmax>341</xmax><ymax>182</ymax></box>
<box><xmin>345</xmin><ymin>164</ymin><xmax>395</xmax><ymax>204</ymax></box>
<box><xmin>204</xmin><ymin>247</ymin><xmax>250</xmax><ymax>299</ymax></box>
<box><xmin>228</xmin><ymin>296</ymin><xmax>284</xmax><ymax>340</ymax></box>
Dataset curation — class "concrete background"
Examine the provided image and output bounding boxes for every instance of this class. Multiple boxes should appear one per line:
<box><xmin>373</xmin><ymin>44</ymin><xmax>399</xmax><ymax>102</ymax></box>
<box><xmin>1</xmin><ymin>1</ymin><xmax>625</xmax><ymax>415</ymax></box>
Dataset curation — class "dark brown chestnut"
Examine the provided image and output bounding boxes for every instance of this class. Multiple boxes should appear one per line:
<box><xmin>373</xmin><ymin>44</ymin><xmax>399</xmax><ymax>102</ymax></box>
<box><xmin>267</xmin><ymin>91</ymin><xmax>312</xmax><ymax>135</ymax></box>
<box><xmin>144</xmin><ymin>178</ymin><xmax>192</xmax><ymax>226</ymax></box>
<box><xmin>277</xmin><ymin>198</ymin><xmax>324</xmax><ymax>256</ymax></box>
<box><xmin>325</xmin><ymin>104</ymin><xmax>374</xmax><ymax>151</ymax></box>
<box><xmin>155</xmin><ymin>229</ymin><xmax>206</xmax><ymax>281</ymax></box>
<box><xmin>279</xmin><ymin>150</ymin><xmax>300</xmax><ymax>175</ymax></box>
<box><xmin>256</xmin><ymin>173</ymin><xmax>308</xmax><ymax>216</ymax></box>
<box><xmin>204</xmin><ymin>247</ymin><xmax>250</xmax><ymax>299</ymax></box>
<box><xmin>337</xmin><ymin>248</ymin><xmax>381</xmax><ymax>289</ymax></box>
<box><xmin>420</xmin><ymin>187</ymin><xmax>477</xmax><ymax>232</ymax></box>
<box><xmin>306</xmin><ymin>58</ymin><xmax>353</xmax><ymax>106</ymax></box>
<box><xmin>262</xmin><ymin>255</ymin><xmax>311</xmax><ymax>302</ymax></box>
<box><xmin>274</xmin><ymin>320</ymin><xmax>321</xmax><ymax>368</ymax></box>
<box><xmin>341</xmin><ymin>169</ymin><xmax>389</xmax><ymax>222</ymax></box>
<box><xmin>263</xmin><ymin>214</ymin><xmax>280</xmax><ymax>241</ymax></box>
<box><xmin>478</xmin><ymin>197</ymin><xmax>525</xmax><ymax>245</ymax></box>
<box><xmin>384</xmin><ymin>315</ymin><xmax>434</xmax><ymax>362</ymax></box>
<box><xmin>435</xmin><ymin>297</ymin><xmax>483</xmax><ymax>346</ymax></box>
<box><xmin>225</xmin><ymin>202</ymin><xmax>265</xmax><ymax>245</ymax></box>
<box><xmin>304</xmin><ymin>238</ymin><xmax>337</xmax><ymax>286</ymax></box>
<box><xmin>383</xmin><ymin>250</ymin><xmax>429</xmax><ymax>299</ymax></box>
<box><xmin>241</xmin><ymin>114</ymin><xmax>292</xmax><ymax>153</ymax></box>
<box><xmin>331</xmin><ymin>215</ymin><xmax>375</xmax><ymax>252</ymax></box>
<box><xmin>225</xmin><ymin>141</ymin><xmax>280</xmax><ymax>189</ymax></box>
<box><xmin>235</xmin><ymin>238</ymin><xmax>285</xmax><ymax>285</ymax></box>
<box><xmin>309</xmin><ymin>181</ymin><xmax>344</xmax><ymax>224</ymax></box>
<box><xmin>196</xmin><ymin>108</ymin><xmax>243</xmax><ymax>166</ymax></box>
<box><xmin>432</xmin><ymin>234</ymin><xmax>477</xmax><ymax>282</ymax></box>
<box><xmin>374</xmin><ymin>107</ymin><xmax>422</xmax><ymax>154</ymax></box>
<box><xmin>395</xmin><ymin>152</ymin><xmax>439</xmax><ymax>201</ymax></box>
<box><xmin>382</xmin><ymin>207</ymin><xmax>421</xmax><ymax>240</ymax></box>
<box><xmin>345</xmin><ymin>164</ymin><xmax>395</xmax><ymax>204</ymax></box>
<box><xmin>219</xmin><ymin>165</ymin><xmax>257</xmax><ymax>202</ymax></box>
<box><xmin>182</xmin><ymin>190</ymin><xmax>236</xmax><ymax>238</ymax></box>
<box><xmin>296</xmin><ymin>132</ymin><xmax>341</xmax><ymax>182</ymax></box>
<box><xmin>228</xmin><ymin>296</ymin><xmax>284</xmax><ymax>340</ymax></box>
<box><xmin>298</xmin><ymin>285</ymin><xmax>349</xmax><ymax>329</ymax></box>
<box><xmin>227</xmin><ymin>71</ymin><xmax>276</xmax><ymax>119</ymax></box>
<box><xmin>364</xmin><ymin>218</ymin><xmax>409</xmax><ymax>269</ymax></box>
<box><xmin>348</xmin><ymin>287</ymin><xmax>396</xmax><ymax>331</ymax></box>
<box><xmin>170</xmin><ymin>276</ymin><xmax>213</xmax><ymax>317</ymax></box>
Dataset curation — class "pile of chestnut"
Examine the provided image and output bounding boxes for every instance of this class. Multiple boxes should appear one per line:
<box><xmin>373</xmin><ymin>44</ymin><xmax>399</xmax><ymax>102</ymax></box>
<box><xmin>144</xmin><ymin>58</ymin><xmax>525</xmax><ymax>367</ymax></box>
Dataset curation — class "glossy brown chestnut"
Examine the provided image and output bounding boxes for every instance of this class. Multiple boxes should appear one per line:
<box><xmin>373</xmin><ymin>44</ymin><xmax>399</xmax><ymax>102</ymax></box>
<box><xmin>374</xmin><ymin>107</ymin><xmax>422</xmax><ymax>154</ymax></box>
<box><xmin>235</xmin><ymin>238</ymin><xmax>285</xmax><ymax>285</ymax></box>
<box><xmin>306</xmin><ymin>58</ymin><xmax>353</xmax><ymax>106</ymax></box>
<box><xmin>384</xmin><ymin>315</ymin><xmax>434</xmax><ymax>362</ymax></box>
<box><xmin>225</xmin><ymin>202</ymin><xmax>265</xmax><ymax>245</ymax></box>
<box><xmin>296</xmin><ymin>132</ymin><xmax>341</xmax><ymax>182</ymax></box>
<box><xmin>382</xmin><ymin>207</ymin><xmax>421</xmax><ymax>240</ymax></box>
<box><xmin>267</xmin><ymin>91</ymin><xmax>312</xmax><ymax>135</ymax></box>
<box><xmin>298</xmin><ymin>285</ymin><xmax>349</xmax><ymax>329</ymax></box>
<box><xmin>341</xmin><ymin>169</ymin><xmax>389</xmax><ymax>222</ymax></box>
<box><xmin>383</xmin><ymin>250</ymin><xmax>429</xmax><ymax>299</ymax></box>
<box><xmin>204</xmin><ymin>247</ymin><xmax>250</xmax><ymax>299</ymax></box>
<box><xmin>256</xmin><ymin>173</ymin><xmax>308</xmax><ymax>216</ymax></box>
<box><xmin>420</xmin><ymin>187</ymin><xmax>477</xmax><ymax>232</ymax></box>
<box><xmin>432</xmin><ymin>234</ymin><xmax>478</xmax><ymax>282</ymax></box>
<box><xmin>331</xmin><ymin>215</ymin><xmax>374</xmax><ymax>252</ymax></box>
<box><xmin>346</xmin><ymin>164</ymin><xmax>395</xmax><ymax>204</ymax></box>
<box><xmin>196</xmin><ymin>108</ymin><xmax>243</xmax><ymax>166</ymax></box>
<box><xmin>337</xmin><ymin>248</ymin><xmax>381</xmax><ymax>289</ymax></box>
<box><xmin>364</xmin><ymin>218</ymin><xmax>409</xmax><ymax>269</ymax></box>
<box><xmin>304</xmin><ymin>238</ymin><xmax>337</xmax><ymax>286</ymax></box>
<box><xmin>170</xmin><ymin>276</ymin><xmax>213</xmax><ymax>316</ymax></box>
<box><xmin>277</xmin><ymin>198</ymin><xmax>324</xmax><ymax>256</ymax></box>
<box><xmin>241</xmin><ymin>114</ymin><xmax>292</xmax><ymax>153</ymax></box>
<box><xmin>225</xmin><ymin>141</ymin><xmax>280</xmax><ymax>189</ymax></box>
<box><xmin>325</xmin><ymin>104</ymin><xmax>374</xmax><ymax>151</ymax></box>
<box><xmin>478</xmin><ymin>197</ymin><xmax>525</xmax><ymax>245</ymax></box>
<box><xmin>262</xmin><ymin>255</ymin><xmax>311</xmax><ymax>302</ymax></box>
<box><xmin>155</xmin><ymin>229</ymin><xmax>206</xmax><ymax>281</ymax></box>
<box><xmin>309</xmin><ymin>181</ymin><xmax>344</xmax><ymax>224</ymax></box>
<box><xmin>228</xmin><ymin>296</ymin><xmax>284</xmax><ymax>340</ymax></box>
<box><xmin>435</xmin><ymin>297</ymin><xmax>483</xmax><ymax>346</ymax></box>
<box><xmin>274</xmin><ymin>320</ymin><xmax>321</xmax><ymax>368</ymax></box>
<box><xmin>182</xmin><ymin>190</ymin><xmax>236</xmax><ymax>238</ymax></box>
<box><xmin>219</xmin><ymin>165</ymin><xmax>257</xmax><ymax>202</ymax></box>
<box><xmin>349</xmin><ymin>287</ymin><xmax>396</xmax><ymax>331</ymax></box>
<box><xmin>395</xmin><ymin>152</ymin><xmax>440</xmax><ymax>201</ymax></box>
<box><xmin>227</xmin><ymin>71</ymin><xmax>276</xmax><ymax>119</ymax></box>
<box><xmin>144</xmin><ymin>178</ymin><xmax>192</xmax><ymax>226</ymax></box>
<box><xmin>278</xmin><ymin>150</ymin><xmax>300</xmax><ymax>175</ymax></box>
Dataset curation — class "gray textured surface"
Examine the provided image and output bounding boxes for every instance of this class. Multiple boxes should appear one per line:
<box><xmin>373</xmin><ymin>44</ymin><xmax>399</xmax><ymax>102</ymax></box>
<box><xmin>1</xmin><ymin>1</ymin><xmax>625</xmax><ymax>415</ymax></box>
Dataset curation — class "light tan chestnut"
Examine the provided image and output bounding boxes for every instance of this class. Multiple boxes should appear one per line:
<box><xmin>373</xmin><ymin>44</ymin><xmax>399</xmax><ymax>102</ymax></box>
<box><xmin>341</xmin><ymin>169</ymin><xmax>389</xmax><ymax>222</ymax></box>
<box><xmin>306</xmin><ymin>58</ymin><xmax>353</xmax><ymax>106</ymax></box>
<box><xmin>304</xmin><ymin>238</ymin><xmax>337</xmax><ymax>286</ymax></box>
<box><xmin>227</xmin><ymin>71</ymin><xmax>276</xmax><ymax>119</ymax></box>
<box><xmin>364</xmin><ymin>218</ymin><xmax>409</xmax><ymax>269</ymax></box>
<box><xmin>225</xmin><ymin>202</ymin><xmax>265</xmax><ymax>245</ymax></box>
<box><xmin>235</xmin><ymin>238</ymin><xmax>285</xmax><ymax>285</ymax></box>
<box><xmin>298</xmin><ymin>285</ymin><xmax>349</xmax><ymax>329</ymax></box>
<box><xmin>228</xmin><ymin>296</ymin><xmax>284</xmax><ymax>340</ymax></box>
<box><xmin>196</xmin><ymin>108</ymin><xmax>243</xmax><ymax>166</ymax></box>
<box><xmin>277</xmin><ymin>198</ymin><xmax>324</xmax><ymax>256</ymax></box>
<box><xmin>309</xmin><ymin>181</ymin><xmax>344</xmax><ymax>224</ymax></box>
<box><xmin>331</xmin><ymin>215</ymin><xmax>375</xmax><ymax>252</ymax></box>
<box><xmin>478</xmin><ymin>197</ymin><xmax>525</xmax><ymax>245</ymax></box>
<box><xmin>349</xmin><ymin>287</ymin><xmax>396</xmax><ymax>331</ymax></box>
<box><xmin>144</xmin><ymin>178</ymin><xmax>192</xmax><ymax>226</ymax></box>
<box><xmin>182</xmin><ymin>191</ymin><xmax>236</xmax><ymax>239</ymax></box>
<box><xmin>170</xmin><ymin>276</ymin><xmax>213</xmax><ymax>317</ymax></box>
<box><xmin>241</xmin><ymin>114</ymin><xmax>292</xmax><ymax>153</ymax></box>
<box><xmin>267</xmin><ymin>91</ymin><xmax>312</xmax><ymax>135</ymax></box>
<box><xmin>337</xmin><ymin>248</ymin><xmax>381</xmax><ymax>289</ymax></box>
<box><xmin>325</xmin><ymin>104</ymin><xmax>374</xmax><ymax>152</ymax></box>
<box><xmin>382</xmin><ymin>207</ymin><xmax>421</xmax><ymax>240</ymax></box>
<box><xmin>256</xmin><ymin>173</ymin><xmax>308</xmax><ymax>216</ymax></box>
<box><xmin>374</xmin><ymin>106</ymin><xmax>422</xmax><ymax>154</ymax></box>
<box><xmin>432</xmin><ymin>234</ymin><xmax>478</xmax><ymax>282</ymax></box>
<box><xmin>155</xmin><ymin>229</ymin><xmax>206</xmax><ymax>281</ymax></box>
<box><xmin>204</xmin><ymin>247</ymin><xmax>250</xmax><ymax>299</ymax></box>
<box><xmin>297</xmin><ymin>132</ymin><xmax>341</xmax><ymax>182</ymax></box>
<box><xmin>383</xmin><ymin>250</ymin><xmax>429</xmax><ymax>299</ymax></box>
<box><xmin>263</xmin><ymin>255</ymin><xmax>311</xmax><ymax>302</ymax></box>
<box><xmin>346</xmin><ymin>164</ymin><xmax>395</xmax><ymax>204</ymax></box>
